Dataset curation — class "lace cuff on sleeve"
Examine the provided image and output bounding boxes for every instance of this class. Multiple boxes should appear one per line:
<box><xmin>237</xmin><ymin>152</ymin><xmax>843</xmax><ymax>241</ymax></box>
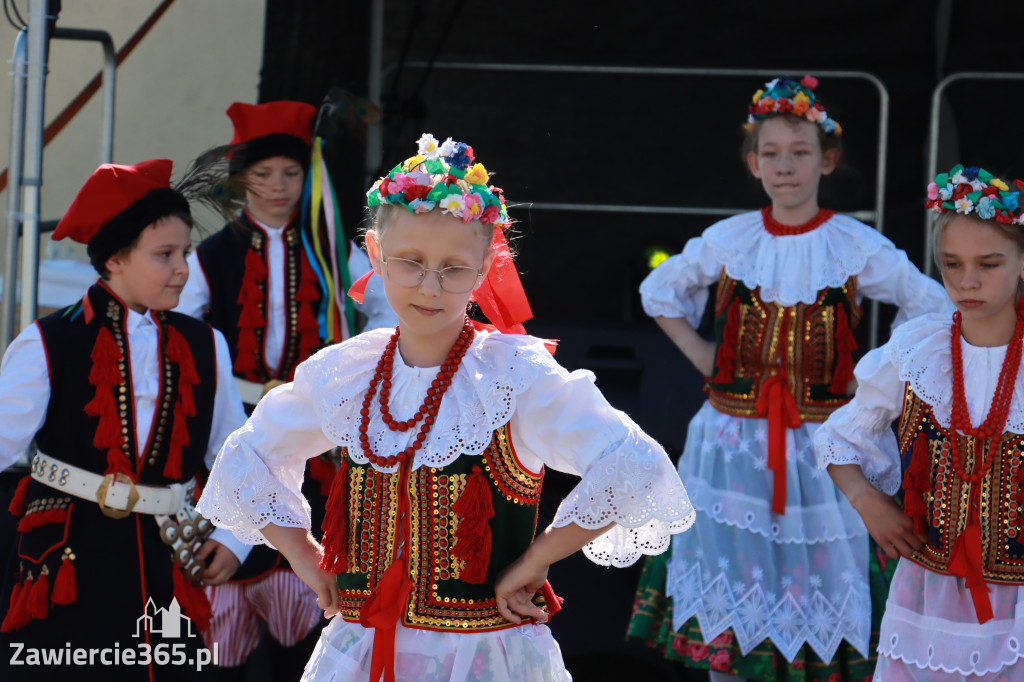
<box><xmin>551</xmin><ymin>428</ymin><xmax>695</xmax><ymax>567</ymax></box>
<box><xmin>197</xmin><ymin>428</ymin><xmax>313</xmax><ymax>547</ymax></box>
<box><xmin>813</xmin><ymin>346</ymin><xmax>905</xmax><ymax>495</ymax></box>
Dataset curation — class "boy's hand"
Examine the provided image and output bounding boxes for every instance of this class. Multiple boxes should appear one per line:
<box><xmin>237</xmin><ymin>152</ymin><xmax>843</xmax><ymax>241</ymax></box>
<box><xmin>196</xmin><ymin>539</ymin><xmax>242</xmax><ymax>585</ymax></box>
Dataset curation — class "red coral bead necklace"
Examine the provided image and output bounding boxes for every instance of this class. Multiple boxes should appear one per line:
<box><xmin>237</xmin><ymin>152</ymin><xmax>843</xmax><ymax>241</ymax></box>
<box><xmin>948</xmin><ymin>310</ymin><xmax>1024</xmax><ymax>483</ymax></box>
<box><xmin>357</xmin><ymin>316</ymin><xmax>475</xmax><ymax>467</ymax></box>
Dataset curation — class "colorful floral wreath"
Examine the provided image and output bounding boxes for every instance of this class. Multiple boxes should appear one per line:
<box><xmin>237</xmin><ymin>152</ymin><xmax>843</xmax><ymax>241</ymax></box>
<box><xmin>747</xmin><ymin>75</ymin><xmax>842</xmax><ymax>137</ymax></box>
<box><xmin>926</xmin><ymin>164</ymin><xmax>1024</xmax><ymax>225</ymax></box>
<box><xmin>366</xmin><ymin>133</ymin><xmax>510</xmax><ymax>227</ymax></box>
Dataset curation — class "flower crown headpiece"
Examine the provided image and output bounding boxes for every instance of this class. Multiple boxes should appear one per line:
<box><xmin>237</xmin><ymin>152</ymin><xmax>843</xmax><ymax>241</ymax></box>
<box><xmin>366</xmin><ymin>133</ymin><xmax>510</xmax><ymax>227</ymax></box>
<box><xmin>926</xmin><ymin>164</ymin><xmax>1024</xmax><ymax>225</ymax></box>
<box><xmin>747</xmin><ymin>75</ymin><xmax>842</xmax><ymax>137</ymax></box>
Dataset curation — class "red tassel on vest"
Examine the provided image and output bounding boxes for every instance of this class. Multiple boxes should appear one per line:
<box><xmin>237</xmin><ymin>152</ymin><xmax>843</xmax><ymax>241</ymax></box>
<box><xmin>1016</xmin><ymin>462</ymin><xmax>1024</xmax><ymax>536</ymax></box>
<box><xmin>902</xmin><ymin>432</ymin><xmax>931</xmax><ymax>535</ymax></box>
<box><xmin>172</xmin><ymin>568</ymin><xmax>211</xmax><ymax>632</ymax></box>
<box><xmin>27</xmin><ymin>567</ymin><xmax>48</xmax><ymax>621</ymax></box>
<box><xmin>452</xmin><ymin>466</ymin><xmax>495</xmax><ymax>584</ymax></box>
<box><xmin>17</xmin><ymin>508</ymin><xmax>66</xmax><ymax>533</ymax></box>
<box><xmin>319</xmin><ymin>456</ymin><xmax>350</xmax><ymax>574</ymax></box>
<box><xmin>293</xmin><ymin>258</ymin><xmax>322</xmax><ymax>376</ymax></box>
<box><xmin>234</xmin><ymin>328</ymin><xmax>259</xmax><ymax>375</ymax></box>
<box><xmin>309</xmin><ymin>454</ymin><xmax>338</xmax><ymax>499</ymax></box>
<box><xmin>0</xmin><ymin>579</ymin><xmax>25</xmax><ymax>632</ymax></box>
<box><xmin>51</xmin><ymin>555</ymin><xmax>77</xmax><ymax>606</ymax></box>
<box><xmin>713</xmin><ymin>298</ymin><xmax>741</xmax><ymax>384</ymax></box>
<box><xmin>828</xmin><ymin>304</ymin><xmax>858</xmax><ymax>394</ymax></box>
<box><xmin>83</xmin><ymin>326</ymin><xmax>132</xmax><ymax>479</ymax></box>
<box><xmin>297</xmin><ymin>258</ymin><xmax>319</xmax><ymax>303</ymax></box>
<box><xmin>7</xmin><ymin>475</ymin><xmax>30</xmax><ymax>516</ymax></box>
<box><xmin>88</xmin><ymin>326</ymin><xmax>123</xmax><ymax>386</ymax></box>
<box><xmin>164</xmin><ymin>327</ymin><xmax>199</xmax><ymax>479</ymax></box>
<box><xmin>234</xmin><ymin>248</ymin><xmax>268</xmax><ymax>379</ymax></box>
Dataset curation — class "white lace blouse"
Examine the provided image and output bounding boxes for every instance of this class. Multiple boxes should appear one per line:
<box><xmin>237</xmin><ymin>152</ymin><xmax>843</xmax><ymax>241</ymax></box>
<box><xmin>198</xmin><ymin>327</ymin><xmax>695</xmax><ymax>567</ymax></box>
<box><xmin>639</xmin><ymin>211</ymin><xmax>951</xmax><ymax>327</ymax></box>
<box><xmin>814</xmin><ymin>312</ymin><xmax>1024</xmax><ymax>492</ymax></box>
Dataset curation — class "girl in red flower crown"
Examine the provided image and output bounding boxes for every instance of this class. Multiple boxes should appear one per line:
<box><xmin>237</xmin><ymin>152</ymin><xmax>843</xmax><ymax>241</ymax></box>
<box><xmin>627</xmin><ymin>76</ymin><xmax>950</xmax><ymax>681</ymax></box>
<box><xmin>197</xmin><ymin>132</ymin><xmax>694</xmax><ymax>681</ymax></box>
<box><xmin>816</xmin><ymin>164</ymin><xmax>1024</xmax><ymax>680</ymax></box>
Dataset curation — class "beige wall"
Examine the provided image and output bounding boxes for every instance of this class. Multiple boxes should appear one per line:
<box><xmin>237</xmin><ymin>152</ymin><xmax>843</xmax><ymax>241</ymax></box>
<box><xmin>0</xmin><ymin>0</ymin><xmax>265</xmax><ymax>264</ymax></box>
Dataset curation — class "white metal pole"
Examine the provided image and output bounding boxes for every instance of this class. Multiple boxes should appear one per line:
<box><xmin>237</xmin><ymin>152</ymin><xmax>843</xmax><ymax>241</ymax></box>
<box><xmin>18</xmin><ymin>0</ymin><xmax>56</xmax><ymax>331</ymax></box>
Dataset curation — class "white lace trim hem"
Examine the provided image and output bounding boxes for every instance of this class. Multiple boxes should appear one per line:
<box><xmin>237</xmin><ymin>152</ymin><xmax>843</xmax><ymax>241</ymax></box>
<box><xmin>686</xmin><ymin>477</ymin><xmax>868</xmax><ymax>545</ymax></box>
<box><xmin>878</xmin><ymin>602</ymin><xmax>1024</xmax><ymax>676</ymax></box>
<box><xmin>667</xmin><ymin>561</ymin><xmax>871</xmax><ymax>663</ymax></box>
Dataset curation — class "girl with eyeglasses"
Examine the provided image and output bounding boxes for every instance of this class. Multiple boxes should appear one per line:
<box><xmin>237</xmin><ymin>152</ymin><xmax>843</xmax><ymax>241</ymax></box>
<box><xmin>198</xmin><ymin>132</ymin><xmax>694</xmax><ymax>681</ymax></box>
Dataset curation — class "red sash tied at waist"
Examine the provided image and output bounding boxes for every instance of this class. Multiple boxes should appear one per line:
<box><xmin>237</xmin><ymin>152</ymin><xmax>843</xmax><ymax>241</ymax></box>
<box><xmin>755</xmin><ymin>374</ymin><xmax>801</xmax><ymax>515</ymax></box>
<box><xmin>947</xmin><ymin>481</ymin><xmax>994</xmax><ymax>623</ymax></box>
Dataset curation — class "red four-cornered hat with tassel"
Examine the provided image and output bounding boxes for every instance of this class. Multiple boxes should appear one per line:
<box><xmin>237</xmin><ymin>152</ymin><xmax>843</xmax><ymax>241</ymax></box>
<box><xmin>226</xmin><ymin>101</ymin><xmax>316</xmax><ymax>145</ymax></box>
<box><xmin>51</xmin><ymin>159</ymin><xmax>173</xmax><ymax>244</ymax></box>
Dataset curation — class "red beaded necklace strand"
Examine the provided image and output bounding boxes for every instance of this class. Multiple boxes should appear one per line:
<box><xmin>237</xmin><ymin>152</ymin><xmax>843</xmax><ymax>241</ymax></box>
<box><xmin>357</xmin><ymin>316</ymin><xmax>476</xmax><ymax>467</ymax></box>
<box><xmin>948</xmin><ymin>310</ymin><xmax>1024</xmax><ymax>483</ymax></box>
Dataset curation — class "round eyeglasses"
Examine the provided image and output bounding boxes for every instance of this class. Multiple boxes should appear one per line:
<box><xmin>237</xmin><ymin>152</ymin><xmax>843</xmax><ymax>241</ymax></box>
<box><xmin>380</xmin><ymin>253</ymin><xmax>483</xmax><ymax>294</ymax></box>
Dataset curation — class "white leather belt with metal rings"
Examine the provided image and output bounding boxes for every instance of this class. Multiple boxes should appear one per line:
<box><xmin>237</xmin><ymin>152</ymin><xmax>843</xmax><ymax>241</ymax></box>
<box><xmin>31</xmin><ymin>451</ymin><xmax>188</xmax><ymax>519</ymax></box>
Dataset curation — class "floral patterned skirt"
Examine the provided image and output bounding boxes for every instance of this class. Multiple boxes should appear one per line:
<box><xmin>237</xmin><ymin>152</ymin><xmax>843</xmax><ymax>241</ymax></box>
<box><xmin>627</xmin><ymin>545</ymin><xmax>895</xmax><ymax>682</ymax></box>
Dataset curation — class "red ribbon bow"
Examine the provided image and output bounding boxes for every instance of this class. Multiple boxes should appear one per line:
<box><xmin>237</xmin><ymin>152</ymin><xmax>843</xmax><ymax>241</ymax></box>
<box><xmin>755</xmin><ymin>374</ymin><xmax>801</xmax><ymax>515</ymax></box>
<box><xmin>947</xmin><ymin>481</ymin><xmax>994</xmax><ymax>623</ymax></box>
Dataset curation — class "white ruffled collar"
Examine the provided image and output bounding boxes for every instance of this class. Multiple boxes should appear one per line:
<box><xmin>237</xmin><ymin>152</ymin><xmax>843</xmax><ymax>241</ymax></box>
<box><xmin>302</xmin><ymin>327</ymin><xmax>552</xmax><ymax>472</ymax></box>
<box><xmin>701</xmin><ymin>210</ymin><xmax>889</xmax><ymax>306</ymax></box>
<box><xmin>884</xmin><ymin>312</ymin><xmax>1024</xmax><ymax>434</ymax></box>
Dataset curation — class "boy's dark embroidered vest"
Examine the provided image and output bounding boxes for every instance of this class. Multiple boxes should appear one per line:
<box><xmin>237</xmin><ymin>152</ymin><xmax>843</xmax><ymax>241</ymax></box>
<box><xmin>326</xmin><ymin>424</ymin><xmax>551</xmax><ymax>631</ymax></box>
<box><xmin>897</xmin><ymin>384</ymin><xmax>1024</xmax><ymax>584</ymax></box>
<box><xmin>707</xmin><ymin>271</ymin><xmax>861</xmax><ymax>422</ymax></box>
<box><xmin>196</xmin><ymin>212</ymin><xmax>324</xmax><ymax>384</ymax></box>
<box><xmin>34</xmin><ymin>283</ymin><xmax>216</xmax><ymax>485</ymax></box>
<box><xmin>1</xmin><ymin>283</ymin><xmax>217</xmax><ymax>642</ymax></box>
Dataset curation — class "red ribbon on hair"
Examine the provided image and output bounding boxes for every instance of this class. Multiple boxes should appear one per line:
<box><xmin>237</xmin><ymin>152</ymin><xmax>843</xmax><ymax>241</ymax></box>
<box><xmin>347</xmin><ymin>270</ymin><xmax>373</xmax><ymax>305</ymax></box>
<box><xmin>473</xmin><ymin>229</ymin><xmax>532</xmax><ymax>334</ymax></box>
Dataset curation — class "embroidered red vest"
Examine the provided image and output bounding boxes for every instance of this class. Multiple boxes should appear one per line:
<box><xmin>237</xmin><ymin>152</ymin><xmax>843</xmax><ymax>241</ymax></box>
<box><xmin>324</xmin><ymin>424</ymin><xmax>553</xmax><ymax>631</ymax></box>
<box><xmin>898</xmin><ymin>384</ymin><xmax>1024</xmax><ymax>583</ymax></box>
<box><xmin>707</xmin><ymin>271</ymin><xmax>861</xmax><ymax>423</ymax></box>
